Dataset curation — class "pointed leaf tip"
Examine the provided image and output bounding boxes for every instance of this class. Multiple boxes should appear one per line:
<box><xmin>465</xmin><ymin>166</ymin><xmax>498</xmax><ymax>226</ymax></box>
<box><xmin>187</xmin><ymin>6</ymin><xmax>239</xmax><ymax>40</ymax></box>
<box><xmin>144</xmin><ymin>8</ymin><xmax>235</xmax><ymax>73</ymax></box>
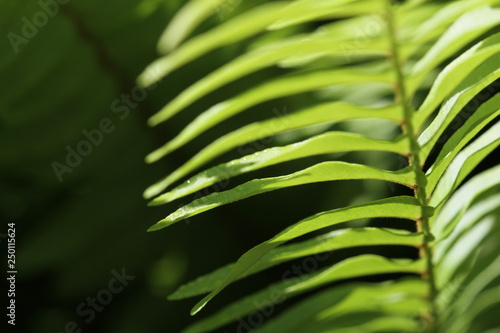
<box><xmin>146</xmin><ymin>140</ymin><xmax>180</xmax><ymax>163</ymax></box>
<box><xmin>191</xmin><ymin>298</ymin><xmax>209</xmax><ymax>316</ymax></box>
<box><xmin>143</xmin><ymin>186</ymin><xmax>159</xmax><ymax>199</ymax></box>
<box><xmin>149</xmin><ymin>195</ymin><xmax>172</xmax><ymax>206</ymax></box>
<box><xmin>147</xmin><ymin>199</ymin><xmax>163</xmax><ymax>207</ymax></box>
<box><xmin>147</xmin><ymin>114</ymin><xmax>162</xmax><ymax>127</ymax></box>
<box><xmin>147</xmin><ymin>219</ymin><xmax>171</xmax><ymax>232</ymax></box>
<box><xmin>146</xmin><ymin>225</ymin><xmax>159</xmax><ymax>232</ymax></box>
<box><xmin>145</xmin><ymin>151</ymin><xmax>161</xmax><ymax>164</ymax></box>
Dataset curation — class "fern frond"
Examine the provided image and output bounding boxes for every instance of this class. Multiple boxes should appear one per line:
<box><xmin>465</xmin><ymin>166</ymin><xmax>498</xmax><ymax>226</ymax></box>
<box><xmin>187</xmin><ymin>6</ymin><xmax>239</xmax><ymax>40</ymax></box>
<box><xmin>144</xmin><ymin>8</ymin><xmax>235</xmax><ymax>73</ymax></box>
<box><xmin>140</xmin><ymin>0</ymin><xmax>500</xmax><ymax>331</ymax></box>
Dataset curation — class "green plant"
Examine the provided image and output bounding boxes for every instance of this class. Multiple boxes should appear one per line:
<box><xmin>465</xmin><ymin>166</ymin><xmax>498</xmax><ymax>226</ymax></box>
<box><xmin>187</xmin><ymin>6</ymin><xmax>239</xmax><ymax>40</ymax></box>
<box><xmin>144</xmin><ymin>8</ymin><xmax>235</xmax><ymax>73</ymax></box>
<box><xmin>139</xmin><ymin>0</ymin><xmax>500</xmax><ymax>332</ymax></box>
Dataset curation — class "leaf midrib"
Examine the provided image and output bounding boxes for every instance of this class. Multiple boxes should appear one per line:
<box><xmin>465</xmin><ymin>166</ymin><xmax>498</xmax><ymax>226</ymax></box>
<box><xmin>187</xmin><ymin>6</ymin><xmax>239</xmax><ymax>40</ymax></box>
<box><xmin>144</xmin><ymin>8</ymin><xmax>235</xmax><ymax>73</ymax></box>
<box><xmin>385</xmin><ymin>0</ymin><xmax>438</xmax><ymax>328</ymax></box>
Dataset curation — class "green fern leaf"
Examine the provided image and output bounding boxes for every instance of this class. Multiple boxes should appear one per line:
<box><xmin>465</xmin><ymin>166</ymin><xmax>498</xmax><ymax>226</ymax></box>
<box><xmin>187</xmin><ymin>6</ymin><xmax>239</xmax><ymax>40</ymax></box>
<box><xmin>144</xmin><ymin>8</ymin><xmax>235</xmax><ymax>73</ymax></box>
<box><xmin>140</xmin><ymin>0</ymin><xmax>500</xmax><ymax>331</ymax></box>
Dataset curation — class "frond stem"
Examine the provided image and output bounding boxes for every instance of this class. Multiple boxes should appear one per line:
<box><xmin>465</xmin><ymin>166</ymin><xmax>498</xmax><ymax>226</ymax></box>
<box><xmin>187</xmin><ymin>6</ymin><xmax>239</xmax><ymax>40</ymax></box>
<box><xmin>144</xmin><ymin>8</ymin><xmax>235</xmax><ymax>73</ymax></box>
<box><xmin>385</xmin><ymin>1</ymin><xmax>438</xmax><ymax>329</ymax></box>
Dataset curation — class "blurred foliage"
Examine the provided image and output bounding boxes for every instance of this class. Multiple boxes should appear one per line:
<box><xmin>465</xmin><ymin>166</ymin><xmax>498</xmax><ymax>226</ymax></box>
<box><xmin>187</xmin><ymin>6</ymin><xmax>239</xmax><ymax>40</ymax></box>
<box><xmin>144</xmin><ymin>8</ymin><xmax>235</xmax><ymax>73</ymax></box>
<box><xmin>0</xmin><ymin>1</ymin><xmax>371</xmax><ymax>332</ymax></box>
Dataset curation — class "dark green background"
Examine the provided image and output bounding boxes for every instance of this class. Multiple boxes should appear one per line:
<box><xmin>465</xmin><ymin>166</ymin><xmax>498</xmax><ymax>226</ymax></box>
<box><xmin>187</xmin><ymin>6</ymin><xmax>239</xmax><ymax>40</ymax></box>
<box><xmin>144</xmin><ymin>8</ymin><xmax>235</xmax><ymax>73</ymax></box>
<box><xmin>0</xmin><ymin>1</ymin><xmax>340</xmax><ymax>332</ymax></box>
